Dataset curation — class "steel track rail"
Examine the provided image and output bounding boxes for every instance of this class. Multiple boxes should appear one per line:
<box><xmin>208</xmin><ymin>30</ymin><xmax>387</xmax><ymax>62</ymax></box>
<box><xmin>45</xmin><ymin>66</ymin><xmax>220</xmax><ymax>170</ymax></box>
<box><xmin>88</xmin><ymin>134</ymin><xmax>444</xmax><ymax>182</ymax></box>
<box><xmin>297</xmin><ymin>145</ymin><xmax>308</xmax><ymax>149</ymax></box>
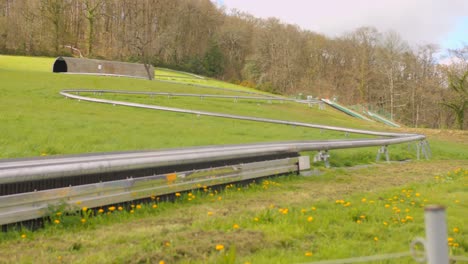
<box><xmin>0</xmin><ymin>90</ymin><xmax>426</xmax><ymax>183</ymax></box>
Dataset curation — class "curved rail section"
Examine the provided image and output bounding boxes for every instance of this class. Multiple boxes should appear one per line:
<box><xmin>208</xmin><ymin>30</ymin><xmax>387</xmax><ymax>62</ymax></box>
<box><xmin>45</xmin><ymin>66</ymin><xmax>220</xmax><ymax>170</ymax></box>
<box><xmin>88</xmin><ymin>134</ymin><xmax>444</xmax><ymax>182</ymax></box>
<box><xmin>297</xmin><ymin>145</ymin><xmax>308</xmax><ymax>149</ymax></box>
<box><xmin>0</xmin><ymin>89</ymin><xmax>430</xmax><ymax>226</ymax></box>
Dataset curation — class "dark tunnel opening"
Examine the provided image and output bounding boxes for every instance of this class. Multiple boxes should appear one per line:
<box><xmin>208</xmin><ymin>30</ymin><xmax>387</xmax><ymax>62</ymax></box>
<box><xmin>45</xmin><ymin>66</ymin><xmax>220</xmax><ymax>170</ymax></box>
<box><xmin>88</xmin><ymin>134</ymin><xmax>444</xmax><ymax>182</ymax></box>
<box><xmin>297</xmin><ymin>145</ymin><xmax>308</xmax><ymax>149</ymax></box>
<box><xmin>53</xmin><ymin>58</ymin><xmax>68</xmax><ymax>73</ymax></box>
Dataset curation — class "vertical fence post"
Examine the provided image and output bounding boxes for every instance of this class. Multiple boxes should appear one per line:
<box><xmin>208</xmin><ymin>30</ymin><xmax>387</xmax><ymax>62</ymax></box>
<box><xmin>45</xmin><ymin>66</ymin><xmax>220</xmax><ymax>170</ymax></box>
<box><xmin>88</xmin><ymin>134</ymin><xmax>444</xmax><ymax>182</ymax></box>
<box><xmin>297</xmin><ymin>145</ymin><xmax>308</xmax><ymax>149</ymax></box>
<box><xmin>425</xmin><ymin>205</ymin><xmax>449</xmax><ymax>264</ymax></box>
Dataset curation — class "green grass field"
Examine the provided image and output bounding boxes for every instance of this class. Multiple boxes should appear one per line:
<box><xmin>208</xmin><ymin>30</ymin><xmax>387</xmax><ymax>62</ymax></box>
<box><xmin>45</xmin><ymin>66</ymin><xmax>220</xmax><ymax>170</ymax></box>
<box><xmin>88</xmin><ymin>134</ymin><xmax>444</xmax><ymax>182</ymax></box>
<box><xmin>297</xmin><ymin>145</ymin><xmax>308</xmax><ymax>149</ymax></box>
<box><xmin>0</xmin><ymin>55</ymin><xmax>466</xmax><ymax>263</ymax></box>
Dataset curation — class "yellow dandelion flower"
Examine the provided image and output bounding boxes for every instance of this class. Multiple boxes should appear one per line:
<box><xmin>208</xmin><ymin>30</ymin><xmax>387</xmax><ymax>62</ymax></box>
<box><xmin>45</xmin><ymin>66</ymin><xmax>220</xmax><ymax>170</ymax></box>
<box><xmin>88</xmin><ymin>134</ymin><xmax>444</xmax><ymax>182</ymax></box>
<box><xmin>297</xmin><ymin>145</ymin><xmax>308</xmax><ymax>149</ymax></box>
<box><xmin>360</xmin><ymin>215</ymin><xmax>366</xmax><ymax>219</ymax></box>
<box><xmin>301</xmin><ymin>209</ymin><xmax>307</xmax><ymax>213</ymax></box>
<box><xmin>98</xmin><ymin>209</ymin><xmax>104</xmax><ymax>213</ymax></box>
<box><xmin>369</xmin><ymin>200</ymin><xmax>375</xmax><ymax>204</ymax></box>
<box><xmin>311</xmin><ymin>207</ymin><xmax>316</xmax><ymax>211</ymax></box>
<box><xmin>374</xmin><ymin>237</ymin><xmax>378</xmax><ymax>242</ymax></box>
<box><xmin>54</xmin><ymin>219</ymin><xmax>60</xmax><ymax>224</ymax></box>
<box><xmin>233</xmin><ymin>224</ymin><xmax>240</xmax><ymax>229</ymax></box>
<box><xmin>151</xmin><ymin>195</ymin><xmax>156</xmax><ymax>200</ymax></box>
<box><xmin>385</xmin><ymin>204</ymin><xmax>390</xmax><ymax>208</ymax></box>
<box><xmin>175</xmin><ymin>192</ymin><xmax>181</xmax><ymax>197</ymax></box>
<box><xmin>215</xmin><ymin>244</ymin><xmax>224</xmax><ymax>251</ymax></box>
<box><xmin>217</xmin><ymin>196</ymin><xmax>222</xmax><ymax>201</ymax></box>
<box><xmin>188</xmin><ymin>192</ymin><xmax>193</xmax><ymax>196</ymax></box>
<box><xmin>406</xmin><ymin>216</ymin><xmax>413</xmax><ymax>221</ymax></box>
<box><xmin>152</xmin><ymin>204</ymin><xmax>158</xmax><ymax>209</ymax></box>
<box><xmin>82</xmin><ymin>207</ymin><xmax>88</xmax><ymax>212</ymax></box>
<box><xmin>21</xmin><ymin>234</ymin><xmax>26</xmax><ymax>239</ymax></box>
<box><xmin>305</xmin><ymin>252</ymin><xmax>313</xmax><ymax>257</ymax></box>
<box><xmin>56</xmin><ymin>212</ymin><xmax>62</xmax><ymax>216</ymax></box>
<box><xmin>108</xmin><ymin>206</ymin><xmax>116</xmax><ymax>212</ymax></box>
<box><xmin>448</xmin><ymin>237</ymin><xmax>454</xmax><ymax>242</ymax></box>
<box><xmin>453</xmin><ymin>227</ymin><xmax>459</xmax><ymax>233</ymax></box>
<box><xmin>307</xmin><ymin>216</ymin><xmax>314</xmax><ymax>222</ymax></box>
<box><xmin>383</xmin><ymin>221</ymin><xmax>388</xmax><ymax>226</ymax></box>
<box><xmin>415</xmin><ymin>193</ymin><xmax>420</xmax><ymax>197</ymax></box>
<box><xmin>405</xmin><ymin>208</ymin><xmax>410</xmax><ymax>213</ymax></box>
<box><xmin>130</xmin><ymin>210</ymin><xmax>134</xmax><ymax>214</ymax></box>
<box><xmin>159</xmin><ymin>261</ymin><xmax>165</xmax><ymax>264</ymax></box>
<box><xmin>453</xmin><ymin>243</ymin><xmax>459</xmax><ymax>248</ymax></box>
<box><xmin>81</xmin><ymin>218</ymin><xmax>86</xmax><ymax>224</ymax></box>
<box><xmin>401</xmin><ymin>219</ymin><xmax>407</xmax><ymax>223</ymax></box>
<box><xmin>254</xmin><ymin>217</ymin><xmax>259</xmax><ymax>222</ymax></box>
<box><xmin>402</xmin><ymin>189</ymin><xmax>407</xmax><ymax>193</ymax></box>
<box><xmin>361</xmin><ymin>198</ymin><xmax>367</xmax><ymax>203</ymax></box>
<box><xmin>136</xmin><ymin>205</ymin><xmax>142</xmax><ymax>209</ymax></box>
<box><xmin>76</xmin><ymin>201</ymin><xmax>82</xmax><ymax>205</ymax></box>
<box><xmin>344</xmin><ymin>202</ymin><xmax>351</xmax><ymax>207</ymax></box>
<box><xmin>356</xmin><ymin>220</ymin><xmax>362</xmax><ymax>224</ymax></box>
<box><xmin>118</xmin><ymin>206</ymin><xmax>123</xmax><ymax>211</ymax></box>
<box><xmin>164</xmin><ymin>241</ymin><xmax>171</xmax><ymax>247</ymax></box>
<box><xmin>455</xmin><ymin>200</ymin><xmax>460</xmax><ymax>204</ymax></box>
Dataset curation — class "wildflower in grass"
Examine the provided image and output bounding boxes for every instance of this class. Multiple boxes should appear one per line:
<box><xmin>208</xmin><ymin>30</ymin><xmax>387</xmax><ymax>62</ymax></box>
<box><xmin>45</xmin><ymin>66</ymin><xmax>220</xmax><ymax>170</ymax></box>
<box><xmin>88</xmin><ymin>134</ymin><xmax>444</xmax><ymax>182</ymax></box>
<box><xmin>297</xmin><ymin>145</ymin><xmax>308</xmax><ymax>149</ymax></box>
<box><xmin>401</xmin><ymin>219</ymin><xmax>407</xmax><ymax>223</ymax></box>
<box><xmin>237</xmin><ymin>188</ymin><xmax>241</xmax><ymax>191</ymax></box>
<box><xmin>233</xmin><ymin>224</ymin><xmax>240</xmax><ymax>229</ymax></box>
<box><xmin>400</xmin><ymin>199</ymin><xmax>405</xmax><ymax>203</ymax></box>
<box><xmin>98</xmin><ymin>209</ymin><xmax>104</xmax><ymax>214</ymax></box>
<box><xmin>453</xmin><ymin>227</ymin><xmax>459</xmax><ymax>233</ymax></box>
<box><xmin>175</xmin><ymin>193</ymin><xmax>181</xmax><ymax>197</ymax></box>
<box><xmin>383</xmin><ymin>221</ymin><xmax>388</xmax><ymax>226</ymax></box>
<box><xmin>301</xmin><ymin>209</ymin><xmax>307</xmax><ymax>213</ymax></box>
<box><xmin>136</xmin><ymin>205</ymin><xmax>142</xmax><ymax>209</ymax></box>
<box><xmin>415</xmin><ymin>193</ymin><xmax>421</xmax><ymax>197</ymax></box>
<box><xmin>356</xmin><ymin>220</ymin><xmax>362</xmax><ymax>224</ymax></box>
<box><xmin>76</xmin><ymin>201</ymin><xmax>82</xmax><ymax>205</ymax></box>
<box><xmin>405</xmin><ymin>216</ymin><xmax>414</xmax><ymax>221</ymax></box>
<box><xmin>311</xmin><ymin>207</ymin><xmax>316</xmax><ymax>211</ymax></box>
<box><xmin>150</xmin><ymin>195</ymin><xmax>156</xmax><ymax>200</ymax></box>
<box><xmin>81</xmin><ymin>218</ymin><xmax>86</xmax><ymax>224</ymax></box>
<box><xmin>21</xmin><ymin>234</ymin><xmax>26</xmax><ymax>239</ymax></box>
<box><xmin>448</xmin><ymin>237</ymin><xmax>454</xmax><ymax>243</ymax></box>
<box><xmin>361</xmin><ymin>198</ymin><xmax>367</xmax><ymax>203</ymax></box>
<box><xmin>188</xmin><ymin>198</ymin><xmax>193</xmax><ymax>201</ymax></box>
<box><xmin>344</xmin><ymin>202</ymin><xmax>351</xmax><ymax>207</ymax></box>
<box><xmin>54</xmin><ymin>219</ymin><xmax>60</xmax><ymax>224</ymax></box>
<box><xmin>374</xmin><ymin>237</ymin><xmax>378</xmax><ymax>242</ymax></box>
<box><xmin>360</xmin><ymin>215</ymin><xmax>366</xmax><ymax>219</ymax></box>
<box><xmin>118</xmin><ymin>206</ymin><xmax>123</xmax><ymax>211</ymax></box>
<box><xmin>159</xmin><ymin>261</ymin><xmax>165</xmax><ymax>264</ymax></box>
<box><xmin>279</xmin><ymin>208</ymin><xmax>289</xmax><ymax>214</ymax></box>
<box><xmin>131</xmin><ymin>204</ymin><xmax>135</xmax><ymax>208</ymax></box>
<box><xmin>108</xmin><ymin>206</ymin><xmax>116</xmax><ymax>212</ymax></box>
<box><xmin>164</xmin><ymin>241</ymin><xmax>171</xmax><ymax>247</ymax></box>
<box><xmin>307</xmin><ymin>216</ymin><xmax>314</xmax><ymax>222</ymax></box>
<box><xmin>305</xmin><ymin>252</ymin><xmax>313</xmax><ymax>257</ymax></box>
<box><xmin>152</xmin><ymin>204</ymin><xmax>158</xmax><ymax>209</ymax></box>
<box><xmin>82</xmin><ymin>207</ymin><xmax>88</xmax><ymax>212</ymax></box>
<box><xmin>405</xmin><ymin>208</ymin><xmax>410</xmax><ymax>213</ymax></box>
<box><xmin>453</xmin><ymin>243</ymin><xmax>459</xmax><ymax>248</ymax></box>
<box><xmin>130</xmin><ymin>210</ymin><xmax>134</xmax><ymax>214</ymax></box>
<box><xmin>207</xmin><ymin>211</ymin><xmax>213</xmax><ymax>216</ymax></box>
<box><xmin>455</xmin><ymin>200</ymin><xmax>460</xmax><ymax>204</ymax></box>
<box><xmin>369</xmin><ymin>200</ymin><xmax>375</xmax><ymax>204</ymax></box>
<box><xmin>385</xmin><ymin>204</ymin><xmax>390</xmax><ymax>208</ymax></box>
<box><xmin>218</xmin><ymin>196</ymin><xmax>222</xmax><ymax>201</ymax></box>
<box><xmin>188</xmin><ymin>193</ymin><xmax>193</xmax><ymax>196</ymax></box>
<box><xmin>402</xmin><ymin>189</ymin><xmax>407</xmax><ymax>193</ymax></box>
<box><xmin>56</xmin><ymin>212</ymin><xmax>62</xmax><ymax>216</ymax></box>
<box><xmin>215</xmin><ymin>244</ymin><xmax>224</xmax><ymax>251</ymax></box>
<box><xmin>254</xmin><ymin>217</ymin><xmax>259</xmax><ymax>222</ymax></box>
<box><xmin>41</xmin><ymin>153</ymin><xmax>47</xmax><ymax>156</ymax></box>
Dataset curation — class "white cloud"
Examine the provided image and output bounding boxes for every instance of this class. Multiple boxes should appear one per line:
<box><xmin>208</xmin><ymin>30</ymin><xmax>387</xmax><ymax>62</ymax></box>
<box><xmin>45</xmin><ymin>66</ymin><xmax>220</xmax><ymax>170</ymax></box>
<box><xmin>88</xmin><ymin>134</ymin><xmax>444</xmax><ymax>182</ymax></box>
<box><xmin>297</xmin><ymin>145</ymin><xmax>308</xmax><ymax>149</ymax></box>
<box><xmin>222</xmin><ymin>0</ymin><xmax>468</xmax><ymax>48</ymax></box>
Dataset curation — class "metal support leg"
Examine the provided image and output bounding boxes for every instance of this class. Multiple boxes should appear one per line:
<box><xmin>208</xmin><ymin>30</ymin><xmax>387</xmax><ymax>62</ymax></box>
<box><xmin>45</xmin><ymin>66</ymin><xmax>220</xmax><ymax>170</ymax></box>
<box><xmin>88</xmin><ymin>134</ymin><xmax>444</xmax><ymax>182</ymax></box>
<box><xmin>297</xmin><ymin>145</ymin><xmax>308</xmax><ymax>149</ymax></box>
<box><xmin>417</xmin><ymin>140</ymin><xmax>431</xmax><ymax>160</ymax></box>
<box><xmin>313</xmin><ymin>150</ymin><xmax>330</xmax><ymax>168</ymax></box>
<box><xmin>376</xmin><ymin>145</ymin><xmax>389</xmax><ymax>163</ymax></box>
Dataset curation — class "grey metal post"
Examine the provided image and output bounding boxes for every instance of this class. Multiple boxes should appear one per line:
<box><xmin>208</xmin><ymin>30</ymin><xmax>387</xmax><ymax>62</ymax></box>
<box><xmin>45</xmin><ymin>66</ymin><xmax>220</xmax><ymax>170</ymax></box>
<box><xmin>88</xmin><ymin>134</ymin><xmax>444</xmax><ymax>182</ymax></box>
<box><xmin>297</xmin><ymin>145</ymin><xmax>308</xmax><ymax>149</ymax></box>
<box><xmin>424</xmin><ymin>205</ymin><xmax>449</xmax><ymax>264</ymax></box>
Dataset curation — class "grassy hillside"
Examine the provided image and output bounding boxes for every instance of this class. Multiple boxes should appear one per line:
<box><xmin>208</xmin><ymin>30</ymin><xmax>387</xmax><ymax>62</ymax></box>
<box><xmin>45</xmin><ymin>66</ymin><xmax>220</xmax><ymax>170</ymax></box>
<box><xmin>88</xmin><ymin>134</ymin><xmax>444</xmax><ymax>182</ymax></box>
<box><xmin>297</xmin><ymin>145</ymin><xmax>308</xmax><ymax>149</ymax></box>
<box><xmin>0</xmin><ymin>55</ymin><xmax>466</xmax><ymax>263</ymax></box>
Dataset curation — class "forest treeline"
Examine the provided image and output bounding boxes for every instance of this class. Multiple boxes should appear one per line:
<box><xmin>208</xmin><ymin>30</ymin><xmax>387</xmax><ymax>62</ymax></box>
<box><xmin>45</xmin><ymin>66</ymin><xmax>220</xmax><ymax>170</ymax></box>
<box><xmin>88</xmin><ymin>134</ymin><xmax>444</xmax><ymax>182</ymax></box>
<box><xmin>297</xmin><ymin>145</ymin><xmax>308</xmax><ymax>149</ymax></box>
<box><xmin>1</xmin><ymin>0</ymin><xmax>467</xmax><ymax>129</ymax></box>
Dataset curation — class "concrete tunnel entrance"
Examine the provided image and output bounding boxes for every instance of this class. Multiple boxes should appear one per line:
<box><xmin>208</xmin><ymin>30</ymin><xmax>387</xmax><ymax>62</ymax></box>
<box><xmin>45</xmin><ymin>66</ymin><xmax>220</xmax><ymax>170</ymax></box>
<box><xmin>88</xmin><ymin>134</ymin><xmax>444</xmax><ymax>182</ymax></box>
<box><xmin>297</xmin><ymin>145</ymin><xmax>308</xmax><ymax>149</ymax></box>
<box><xmin>52</xmin><ymin>57</ymin><xmax>68</xmax><ymax>73</ymax></box>
<box><xmin>52</xmin><ymin>56</ymin><xmax>154</xmax><ymax>79</ymax></box>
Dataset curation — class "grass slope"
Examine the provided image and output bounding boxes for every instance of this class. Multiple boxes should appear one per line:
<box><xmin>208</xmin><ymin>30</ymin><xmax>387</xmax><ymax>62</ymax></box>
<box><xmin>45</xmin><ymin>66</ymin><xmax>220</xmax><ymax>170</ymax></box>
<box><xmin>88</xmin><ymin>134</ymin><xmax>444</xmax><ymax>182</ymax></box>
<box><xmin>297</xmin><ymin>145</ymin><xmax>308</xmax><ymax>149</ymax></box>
<box><xmin>0</xmin><ymin>55</ymin><xmax>467</xmax><ymax>263</ymax></box>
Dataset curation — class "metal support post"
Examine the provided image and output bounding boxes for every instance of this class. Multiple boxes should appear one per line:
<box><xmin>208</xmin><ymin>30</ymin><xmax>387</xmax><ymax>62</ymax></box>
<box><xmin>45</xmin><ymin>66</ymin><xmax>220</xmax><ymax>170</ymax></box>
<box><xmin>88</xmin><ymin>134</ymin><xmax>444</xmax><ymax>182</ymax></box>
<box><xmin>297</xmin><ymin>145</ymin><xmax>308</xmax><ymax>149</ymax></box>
<box><xmin>424</xmin><ymin>205</ymin><xmax>449</xmax><ymax>264</ymax></box>
<box><xmin>376</xmin><ymin>145</ymin><xmax>389</xmax><ymax>162</ymax></box>
<box><xmin>313</xmin><ymin>150</ymin><xmax>330</xmax><ymax>168</ymax></box>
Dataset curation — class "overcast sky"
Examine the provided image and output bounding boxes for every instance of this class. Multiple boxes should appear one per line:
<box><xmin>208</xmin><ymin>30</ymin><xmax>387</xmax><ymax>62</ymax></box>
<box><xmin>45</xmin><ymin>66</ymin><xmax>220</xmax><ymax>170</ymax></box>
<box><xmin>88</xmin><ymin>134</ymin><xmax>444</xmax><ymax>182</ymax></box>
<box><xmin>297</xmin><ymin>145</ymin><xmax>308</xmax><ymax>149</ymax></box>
<box><xmin>217</xmin><ymin>0</ymin><xmax>468</xmax><ymax>52</ymax></box>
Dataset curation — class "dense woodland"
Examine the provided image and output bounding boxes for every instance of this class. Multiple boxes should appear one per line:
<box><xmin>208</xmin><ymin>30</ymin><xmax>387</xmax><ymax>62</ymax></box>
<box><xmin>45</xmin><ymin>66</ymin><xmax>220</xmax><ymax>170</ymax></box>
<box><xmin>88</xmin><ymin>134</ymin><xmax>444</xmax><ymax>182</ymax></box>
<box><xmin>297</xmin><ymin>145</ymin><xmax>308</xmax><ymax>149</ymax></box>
<box><xmin>0</xmin><ymin>0</ymin><xmax>467</xmax><ymax>129</ymax></box>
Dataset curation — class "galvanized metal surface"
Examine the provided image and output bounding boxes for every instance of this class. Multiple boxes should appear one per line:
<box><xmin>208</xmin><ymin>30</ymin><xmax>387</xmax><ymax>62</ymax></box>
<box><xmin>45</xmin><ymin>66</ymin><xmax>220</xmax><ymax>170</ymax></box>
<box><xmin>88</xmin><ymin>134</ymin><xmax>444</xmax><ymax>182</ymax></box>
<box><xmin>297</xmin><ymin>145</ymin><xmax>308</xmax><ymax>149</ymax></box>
<box><xmin>0</xmin><ymin>157</ymin><xmax>300</xmax><ymax>225</ymax></box>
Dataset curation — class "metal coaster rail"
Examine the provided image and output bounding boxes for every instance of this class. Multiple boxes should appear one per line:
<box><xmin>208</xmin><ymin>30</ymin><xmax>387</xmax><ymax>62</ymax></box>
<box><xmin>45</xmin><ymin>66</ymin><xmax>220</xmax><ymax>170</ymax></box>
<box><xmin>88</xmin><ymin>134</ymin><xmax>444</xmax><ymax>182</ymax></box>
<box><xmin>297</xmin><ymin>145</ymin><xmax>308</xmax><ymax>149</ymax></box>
<box><xmin>0</xmin><ymin>88</ymin><xmax>429</xmax><ymax>226</ymax></box>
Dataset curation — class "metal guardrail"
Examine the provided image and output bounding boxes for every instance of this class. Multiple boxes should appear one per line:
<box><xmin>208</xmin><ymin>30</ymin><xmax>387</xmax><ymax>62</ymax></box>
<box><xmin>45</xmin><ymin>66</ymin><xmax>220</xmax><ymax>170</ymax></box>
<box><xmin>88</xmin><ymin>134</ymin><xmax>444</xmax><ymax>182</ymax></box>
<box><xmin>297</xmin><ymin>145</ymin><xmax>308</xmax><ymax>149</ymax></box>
<box><xmin>0</xmin><ymin>88</ymin><xmax>429</xmax><ymax>226</ymax></box>
<box><xmin>0</xmin><ymin>157</ymin><xmax>305</xmax><ymax>225</ymax></box>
